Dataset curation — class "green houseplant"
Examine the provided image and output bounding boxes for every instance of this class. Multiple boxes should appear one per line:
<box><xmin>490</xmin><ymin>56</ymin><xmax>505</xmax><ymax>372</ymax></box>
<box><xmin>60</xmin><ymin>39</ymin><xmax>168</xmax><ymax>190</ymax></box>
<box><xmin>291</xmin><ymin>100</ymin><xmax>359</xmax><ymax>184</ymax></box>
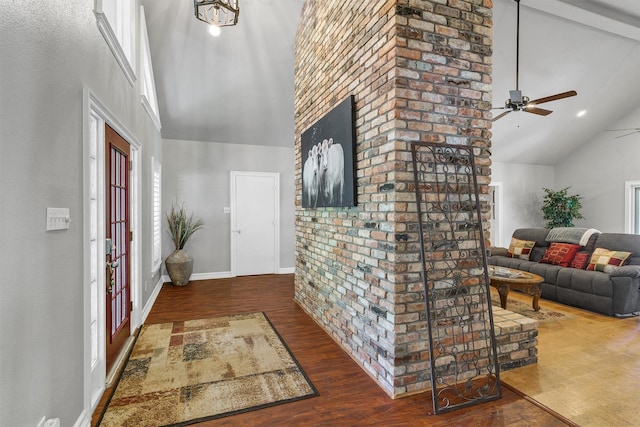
<box><xmin>541</xmin><ymin>187</ymin><xmax>584</xmax><ymax>228</ymax></box>
<box><xmin>165</xmin><ymin>203</ymin><xmax>204</xmax><ymax>286</ymax></box>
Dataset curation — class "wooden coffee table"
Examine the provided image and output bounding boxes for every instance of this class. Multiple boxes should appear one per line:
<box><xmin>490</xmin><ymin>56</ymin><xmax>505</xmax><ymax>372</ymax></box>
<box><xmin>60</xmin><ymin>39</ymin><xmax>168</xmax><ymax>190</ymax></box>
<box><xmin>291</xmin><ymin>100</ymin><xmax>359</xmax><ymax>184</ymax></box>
<box><xmin>488</xmin><ymin>266</ymin><xmax>544</xmax><ymax>311</ymax></box>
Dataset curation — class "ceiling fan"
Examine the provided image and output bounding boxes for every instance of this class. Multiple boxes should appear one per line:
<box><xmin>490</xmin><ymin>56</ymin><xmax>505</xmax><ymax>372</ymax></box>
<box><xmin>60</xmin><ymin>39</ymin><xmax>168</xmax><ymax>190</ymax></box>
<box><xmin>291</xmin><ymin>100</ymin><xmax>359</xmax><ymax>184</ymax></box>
<box><xmin>604</xmin><ymin>128</ymin><xmax>640</xmax><ymax>139</ymax></box>
<box><xmin>492</xmin><ymin>0</ymin><xmax>577</xmax><ymax>122</ymax></box>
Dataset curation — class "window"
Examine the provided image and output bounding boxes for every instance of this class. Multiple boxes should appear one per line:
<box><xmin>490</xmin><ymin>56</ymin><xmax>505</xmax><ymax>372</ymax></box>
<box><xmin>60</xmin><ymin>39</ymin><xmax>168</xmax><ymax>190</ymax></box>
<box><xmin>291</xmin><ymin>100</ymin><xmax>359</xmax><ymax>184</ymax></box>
<box><xmin>152</xmin><ymin>157</ymin><xmax>162</xmax><ymax>272</ymax></box>
<box><xmin>624</xmin><ymin>181</ymin><xmax>640</xmax><ymax>234</ymax></box>
<box><xmin>95</xmin><ymin>0</ymin><xmax>136</xmax><ymax>85</ymax></box>
<box><xmin>140</xmin><ymin>6</ymin><xmax>161</xmax><ymax>130</ymax></box>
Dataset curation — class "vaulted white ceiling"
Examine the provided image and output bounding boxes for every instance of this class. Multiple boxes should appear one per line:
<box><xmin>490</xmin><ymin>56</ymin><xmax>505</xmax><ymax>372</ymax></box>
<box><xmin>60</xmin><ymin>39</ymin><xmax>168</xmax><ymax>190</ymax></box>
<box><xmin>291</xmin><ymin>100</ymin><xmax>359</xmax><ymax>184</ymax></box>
<box><xmin>141</xmin><ymin>0</ymin><xmax>640</xmax><ymax>164</ymax></box>
<box><xmin>491</xmin><ymin>0</ymin><xmax>640</xmax><ymax>164</ymax></box>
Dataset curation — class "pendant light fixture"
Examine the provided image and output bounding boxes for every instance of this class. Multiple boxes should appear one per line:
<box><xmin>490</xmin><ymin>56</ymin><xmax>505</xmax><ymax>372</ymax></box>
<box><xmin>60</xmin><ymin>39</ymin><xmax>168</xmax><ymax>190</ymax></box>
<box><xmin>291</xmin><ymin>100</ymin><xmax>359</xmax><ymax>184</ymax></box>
<box><xmin>194</xmin><ymin>0</ymin><xmax>239</xmax><ymax>27</ymax></box>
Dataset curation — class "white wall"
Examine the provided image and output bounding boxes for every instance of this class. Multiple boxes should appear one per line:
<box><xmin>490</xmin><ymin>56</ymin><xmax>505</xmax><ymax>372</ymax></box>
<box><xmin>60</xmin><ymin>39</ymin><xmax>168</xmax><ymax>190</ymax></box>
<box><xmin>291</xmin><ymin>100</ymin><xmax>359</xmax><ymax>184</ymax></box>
<box><xmin>491</xmin><ymin>162</ymin><xmax>555</xmax><ymax>247</ymax></box>
<box><xmin>0</xmin><ymin>2</ymin><xmax>162</xmax><ymax>426</ymax></box>
<box><xmin>555</xmin><ymin>106</ymin><xmax>640</xmax><ymax>233</ymax></box>
<box><xmin>162</xmin><ymin>139</ymin><xmax>295</xmax><ymax>275</ymax></box>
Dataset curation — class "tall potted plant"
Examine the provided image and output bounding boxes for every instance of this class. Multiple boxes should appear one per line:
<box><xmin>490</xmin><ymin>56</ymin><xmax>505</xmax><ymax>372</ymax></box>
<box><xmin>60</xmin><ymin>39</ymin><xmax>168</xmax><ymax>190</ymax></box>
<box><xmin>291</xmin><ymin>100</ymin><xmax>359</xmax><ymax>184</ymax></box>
<box><xmin>542</xmin><ymin>187</ymin><xmax>584</xmax><ymax>228</ymax></box>
<box><xmin>165</xmin><ymin>203</ymin><xmax>204</xmax><ymax>286</ymax></box>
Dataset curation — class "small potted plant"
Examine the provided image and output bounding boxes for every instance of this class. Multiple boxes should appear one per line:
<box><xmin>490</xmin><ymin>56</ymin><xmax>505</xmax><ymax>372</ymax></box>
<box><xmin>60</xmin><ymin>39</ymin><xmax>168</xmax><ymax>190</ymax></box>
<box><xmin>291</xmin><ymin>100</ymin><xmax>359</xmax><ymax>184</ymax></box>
<box><xmin>165</xmin><ymin>203</ymin><xmax>204</xmax><ymax>286</ymax></box>
<box><xmin>541</xmin><ymin>187</ymin><xmax>584</xmax><ymax>228</ymax></box>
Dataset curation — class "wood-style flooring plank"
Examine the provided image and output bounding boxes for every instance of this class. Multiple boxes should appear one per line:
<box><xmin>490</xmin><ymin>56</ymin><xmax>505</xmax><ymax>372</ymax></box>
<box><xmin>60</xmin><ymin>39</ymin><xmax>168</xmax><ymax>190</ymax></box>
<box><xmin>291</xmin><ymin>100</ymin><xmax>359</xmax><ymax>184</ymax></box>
<box><xmin>93</xmin><ymin>274</ymin><xmax>571</xmax><ymax>426</ymax></box>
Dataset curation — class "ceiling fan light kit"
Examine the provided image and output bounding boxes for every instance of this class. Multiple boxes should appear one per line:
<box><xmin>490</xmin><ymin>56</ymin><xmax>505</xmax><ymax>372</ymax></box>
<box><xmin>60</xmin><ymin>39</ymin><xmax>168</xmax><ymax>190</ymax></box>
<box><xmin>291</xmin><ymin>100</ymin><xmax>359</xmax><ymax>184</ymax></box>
<box><xmin>492</xmin><ymin>0</ymin><xmax>577</xmax><ymax>122</ymax></box>
<box><xmin>194</xmin><ymin>0</ymin><xmax>239</xmax><ymax>28</ymax></box>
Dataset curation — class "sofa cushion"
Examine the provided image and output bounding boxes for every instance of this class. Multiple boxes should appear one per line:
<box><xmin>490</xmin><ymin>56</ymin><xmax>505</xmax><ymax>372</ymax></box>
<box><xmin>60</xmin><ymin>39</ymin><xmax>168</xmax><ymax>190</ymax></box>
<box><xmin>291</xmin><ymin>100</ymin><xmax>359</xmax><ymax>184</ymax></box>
<box><xmin>595</xmin><ymin>233</ymin><xmax>640</xmax><ymax>265</ymax></box>
<box><xmin>557</xmin><ymin>268</ymin><xmax>613</xmax><ymax>297</ymax></box>
<box><xmin>528</xmin><ymin>263</ymin><xmax>563</xmax><ymax>284</ymax></box>
<box><xmin>540</xmin><ymin>242</ymin><xmax>581</xmax><ymax>267</ymax></box>
<box><xmin>512</xmin><ymin>229</ymin><xmax>550</xmax><ymax>262</ymax></box>
<box><xmin>512</xmin><ymin>228</ymin><xmax>550</xmax><ymax>247</ymax></box>
<box><xmin>587</xmin><ymin>248</ymin><xmax>631</xmax><ymax>272</ymax></box>
<box><xmin>508</xmin><ymin>237</ymin><xmax>536</xmax><ymax>260</ymax></box>
<box><xmin>488</xmin><ymin>255</ymin><xmax>535</xmax><ymax>272</ymax></box>
<box><xmin>570</xmin><ymin>251</ymin><xmax>590</xmax><ymax>269</ymax></box>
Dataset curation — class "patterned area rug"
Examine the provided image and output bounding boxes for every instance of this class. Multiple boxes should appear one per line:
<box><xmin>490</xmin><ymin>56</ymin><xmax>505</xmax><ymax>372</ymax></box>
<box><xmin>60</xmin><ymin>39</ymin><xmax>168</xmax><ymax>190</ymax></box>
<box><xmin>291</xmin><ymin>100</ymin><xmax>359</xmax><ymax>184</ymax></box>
<box><xmin>490</xmin><ymin>292</ymin><xmax>571</xmax><ymax>322</ymax></box>
<box><xmin>98</xmin><ymin>312</ymin><xmax>318</xmax><ymax>426</ymax></box>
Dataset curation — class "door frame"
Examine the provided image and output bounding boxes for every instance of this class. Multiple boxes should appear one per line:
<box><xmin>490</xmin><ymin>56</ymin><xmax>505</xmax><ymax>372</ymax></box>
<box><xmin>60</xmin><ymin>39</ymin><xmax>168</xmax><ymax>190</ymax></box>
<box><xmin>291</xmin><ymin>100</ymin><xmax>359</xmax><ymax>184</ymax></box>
<box><xmin>83</xmin><ymin>89</ymin><xmax>142</xmax><ymax>414</ymax></box>
<box><xmin>489</xmin><ymin>182</ymin><xmax>502</xmax><ymax>248</ymax></box>
<box><xmin>230</xmin><ymin>171</ymin><xmax>280</xmax><ymax>277</ymax></box>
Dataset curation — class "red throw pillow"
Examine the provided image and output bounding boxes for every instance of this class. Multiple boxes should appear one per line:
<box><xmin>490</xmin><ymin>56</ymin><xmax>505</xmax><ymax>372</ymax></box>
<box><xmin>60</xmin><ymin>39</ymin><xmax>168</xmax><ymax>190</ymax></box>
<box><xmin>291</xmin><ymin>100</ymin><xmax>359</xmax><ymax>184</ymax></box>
<box><xmin>540</xmin><ymin>242</ymin><xmax>581</xmax><ymax>267</ymax></box>
<box><xmin>570</xmin><ymin>251</ymin><xmax>590</xmax><ymax>269</ymax></box>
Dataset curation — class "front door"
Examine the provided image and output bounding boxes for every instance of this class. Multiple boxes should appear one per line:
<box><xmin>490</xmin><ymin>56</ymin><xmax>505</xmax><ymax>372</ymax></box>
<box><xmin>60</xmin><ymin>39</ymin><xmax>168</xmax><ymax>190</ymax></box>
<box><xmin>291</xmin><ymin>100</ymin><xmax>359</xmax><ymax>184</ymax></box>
<box><xmin>105</xmin><ymin>124</ymin><xmax>131</xmax><ymax>374</ymax></box>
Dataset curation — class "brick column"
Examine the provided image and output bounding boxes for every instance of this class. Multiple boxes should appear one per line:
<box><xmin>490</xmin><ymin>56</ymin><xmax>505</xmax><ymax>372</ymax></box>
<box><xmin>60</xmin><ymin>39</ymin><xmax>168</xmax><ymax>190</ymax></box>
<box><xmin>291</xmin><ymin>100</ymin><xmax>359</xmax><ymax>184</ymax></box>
<box><xmin>294</xmin><ymin>0</ymin><xmax>493</xmax><ymax>397</ymax></box>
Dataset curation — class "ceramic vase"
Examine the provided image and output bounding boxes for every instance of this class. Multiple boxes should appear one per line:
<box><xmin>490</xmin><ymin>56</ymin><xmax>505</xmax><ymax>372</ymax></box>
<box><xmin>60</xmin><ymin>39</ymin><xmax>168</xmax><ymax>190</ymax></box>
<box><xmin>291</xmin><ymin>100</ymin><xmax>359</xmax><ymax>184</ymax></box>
<box><xmin>165</xmin><ymin>249</ymin><xmax>194</xmax><ymax>286</ymax></box>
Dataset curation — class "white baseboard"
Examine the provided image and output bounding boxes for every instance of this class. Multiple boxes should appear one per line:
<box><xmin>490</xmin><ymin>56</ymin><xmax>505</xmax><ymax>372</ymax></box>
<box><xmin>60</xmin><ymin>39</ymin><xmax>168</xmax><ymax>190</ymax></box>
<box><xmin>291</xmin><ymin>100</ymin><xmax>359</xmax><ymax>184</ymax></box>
<box><xmin>191</xmin><ymin>271</ymin><xmax>234</xmax><ymax>280</ymax></box>
<box><xmin>162</xmin><ymin>269</ymin><xmax>294</xmax><ymax>284</ymax></box>
<box><xmin>161</xmin><ymin>271</ymin><xmax>233</xmax><ymax>284</ymax></box>
<box><xmin>73</xmin><ymin>410</ymin><xmax>90</xmax><ymax>427</ymax></box>
<box><xmin>141</xmin><ymin>276</ymin><xmax>164</xmax><ymax>324</ymax></box>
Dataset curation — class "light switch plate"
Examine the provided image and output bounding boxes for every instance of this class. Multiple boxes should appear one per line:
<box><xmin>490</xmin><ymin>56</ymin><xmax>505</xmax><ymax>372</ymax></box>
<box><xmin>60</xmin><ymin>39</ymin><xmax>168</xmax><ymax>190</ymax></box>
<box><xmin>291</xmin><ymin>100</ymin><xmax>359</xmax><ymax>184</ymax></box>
<box><xmin>46</xmin><ymin>208</ymin><xmax>70</xmax><ymax>231</ymax></box>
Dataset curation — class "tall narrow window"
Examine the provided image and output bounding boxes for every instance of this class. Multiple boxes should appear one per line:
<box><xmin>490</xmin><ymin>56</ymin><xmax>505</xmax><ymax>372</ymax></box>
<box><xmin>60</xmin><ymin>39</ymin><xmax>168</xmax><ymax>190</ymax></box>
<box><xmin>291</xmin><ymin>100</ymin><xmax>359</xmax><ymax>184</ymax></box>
<box><xmin>140</xmin><ymin>6</ymin><xmax>161</xmax><ymax>130</ymax></box>
<box><xmin>152</xmin><ymin>158</ymin><xmax>162</xmax><ymax>272</ymax></box>
<box><xmin>95</xmin><ymin>0</ymin><xmax>137</xmax><ymax>85</ymax></box>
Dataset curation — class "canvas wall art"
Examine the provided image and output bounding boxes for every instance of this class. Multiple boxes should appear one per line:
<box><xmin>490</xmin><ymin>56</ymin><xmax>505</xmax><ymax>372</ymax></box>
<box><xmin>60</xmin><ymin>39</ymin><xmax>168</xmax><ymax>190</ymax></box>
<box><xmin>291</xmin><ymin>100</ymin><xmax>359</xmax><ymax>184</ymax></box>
<box><xmin>301</xmin><ymin>96</ymin><xmax>356</xmax><ymax>208</ymax></box>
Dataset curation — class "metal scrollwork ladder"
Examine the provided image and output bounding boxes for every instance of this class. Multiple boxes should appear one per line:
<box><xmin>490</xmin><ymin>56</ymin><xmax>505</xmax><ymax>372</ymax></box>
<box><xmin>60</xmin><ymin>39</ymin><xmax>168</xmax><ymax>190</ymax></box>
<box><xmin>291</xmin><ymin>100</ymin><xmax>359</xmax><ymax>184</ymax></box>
<box><xmin>411</xmin><ymin>142</ymin><xmax>501</xmax><ymax>414</ymax></box>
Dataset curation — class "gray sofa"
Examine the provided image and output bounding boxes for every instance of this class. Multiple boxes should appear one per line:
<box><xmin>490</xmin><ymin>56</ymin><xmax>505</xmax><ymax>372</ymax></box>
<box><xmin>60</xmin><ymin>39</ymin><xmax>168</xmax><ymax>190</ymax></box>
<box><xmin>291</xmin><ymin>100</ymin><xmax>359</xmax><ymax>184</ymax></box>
<box><xmin>489</xmin><ymin>228</ymin><xmax>640</xmax><ymax>317</ymax></box>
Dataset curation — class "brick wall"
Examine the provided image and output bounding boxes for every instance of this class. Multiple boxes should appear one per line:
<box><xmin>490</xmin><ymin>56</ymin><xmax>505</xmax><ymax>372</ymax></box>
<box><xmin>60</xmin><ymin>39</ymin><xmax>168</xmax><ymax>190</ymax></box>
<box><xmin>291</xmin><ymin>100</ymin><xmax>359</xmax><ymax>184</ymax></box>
<box><xmin>493</xmin><ymin>307</ymin><xmax>538</xmax><ymax>370</ymax></box>
<box><xmin>294</xmin><ymin>0</ymin><xmax>493</xmax><ymax>397</ymax></box>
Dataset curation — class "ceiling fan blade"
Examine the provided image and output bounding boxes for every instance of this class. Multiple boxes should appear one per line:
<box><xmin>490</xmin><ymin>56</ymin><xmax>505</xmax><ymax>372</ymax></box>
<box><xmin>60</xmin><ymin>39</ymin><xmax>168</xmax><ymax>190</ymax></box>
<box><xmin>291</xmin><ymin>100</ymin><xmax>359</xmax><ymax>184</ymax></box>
<box><xmin>524</xmin><ymin>106</ymin><xmax>552</xmax><ymax>116</ymax></box>
<box><xmin>529</xmin><ymin>90</ymin><xmax>577</xmax><ymax>105</ymax></box>
<box><xmin>492</xmin><ymin>110</ymin><xmax>512</xmax><ymax>122</ymax></box>
<box><xmin>605</xmin><ymin>128</ymin><xmax>640</xmax><ymax>132</ymax></box>
<box><xmin>615</xmin><ymin>131</ymin><xmax>640</xmax><ymax>139</ymax></box>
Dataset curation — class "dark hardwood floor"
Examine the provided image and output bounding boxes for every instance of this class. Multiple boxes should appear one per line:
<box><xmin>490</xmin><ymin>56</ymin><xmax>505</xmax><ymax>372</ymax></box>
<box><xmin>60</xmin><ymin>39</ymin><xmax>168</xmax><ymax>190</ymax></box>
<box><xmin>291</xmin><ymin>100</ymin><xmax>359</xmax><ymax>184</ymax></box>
<box><xmin>93</xmin><ymin>274</ymin><xmax>573</xmax><ymax>426</ymax></box>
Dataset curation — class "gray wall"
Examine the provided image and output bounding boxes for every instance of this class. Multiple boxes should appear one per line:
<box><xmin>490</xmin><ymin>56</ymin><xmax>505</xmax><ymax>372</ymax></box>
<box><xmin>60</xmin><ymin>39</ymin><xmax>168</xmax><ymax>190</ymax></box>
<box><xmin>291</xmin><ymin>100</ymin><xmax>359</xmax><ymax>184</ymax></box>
<box><xmin>0</xmin><ymin>1</ymin><xmax>162</xmax><ymax>425</ymax></box>
<box><xmin>162</xmin><ymin>139</ymin><xmax>295</xmax><ymax>274</ymax></box>
<box><xmin>555</xmin><ymin>105</ymin><xmax>640</xmax><ymax>233</ymax></box>
<box><xmin>491</xmin><ymin>162</ymin><xmax>555</xmax><ymax>247</ymax></box>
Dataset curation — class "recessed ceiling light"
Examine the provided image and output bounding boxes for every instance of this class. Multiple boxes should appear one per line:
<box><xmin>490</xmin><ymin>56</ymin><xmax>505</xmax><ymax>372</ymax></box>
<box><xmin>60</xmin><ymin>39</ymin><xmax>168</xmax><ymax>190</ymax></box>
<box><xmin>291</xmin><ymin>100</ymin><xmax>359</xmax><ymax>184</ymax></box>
<box><xmin>577</xmin><ymin>110</ymin><xmax>587</xmax><ymax>117</ymax></box>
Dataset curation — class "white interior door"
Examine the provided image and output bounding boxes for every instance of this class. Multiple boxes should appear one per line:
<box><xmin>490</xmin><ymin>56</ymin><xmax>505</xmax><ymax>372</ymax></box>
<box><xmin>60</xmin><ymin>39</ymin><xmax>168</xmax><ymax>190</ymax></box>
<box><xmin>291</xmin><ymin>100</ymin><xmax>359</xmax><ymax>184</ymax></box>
<box><xmin>231</xmin><ymin>171</ymin><xmax>279</xmax><ymax>276</ymax></box>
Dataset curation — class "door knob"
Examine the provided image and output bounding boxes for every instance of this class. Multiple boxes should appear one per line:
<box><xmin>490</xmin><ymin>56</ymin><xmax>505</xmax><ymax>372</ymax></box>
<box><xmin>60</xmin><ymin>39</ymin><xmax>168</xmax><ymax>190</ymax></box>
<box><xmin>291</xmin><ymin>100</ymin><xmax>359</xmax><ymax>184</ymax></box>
<box><xmin>106</xmin><ymin>260</ymin><xmax>119</xmax><ymax>294</ymax></box>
